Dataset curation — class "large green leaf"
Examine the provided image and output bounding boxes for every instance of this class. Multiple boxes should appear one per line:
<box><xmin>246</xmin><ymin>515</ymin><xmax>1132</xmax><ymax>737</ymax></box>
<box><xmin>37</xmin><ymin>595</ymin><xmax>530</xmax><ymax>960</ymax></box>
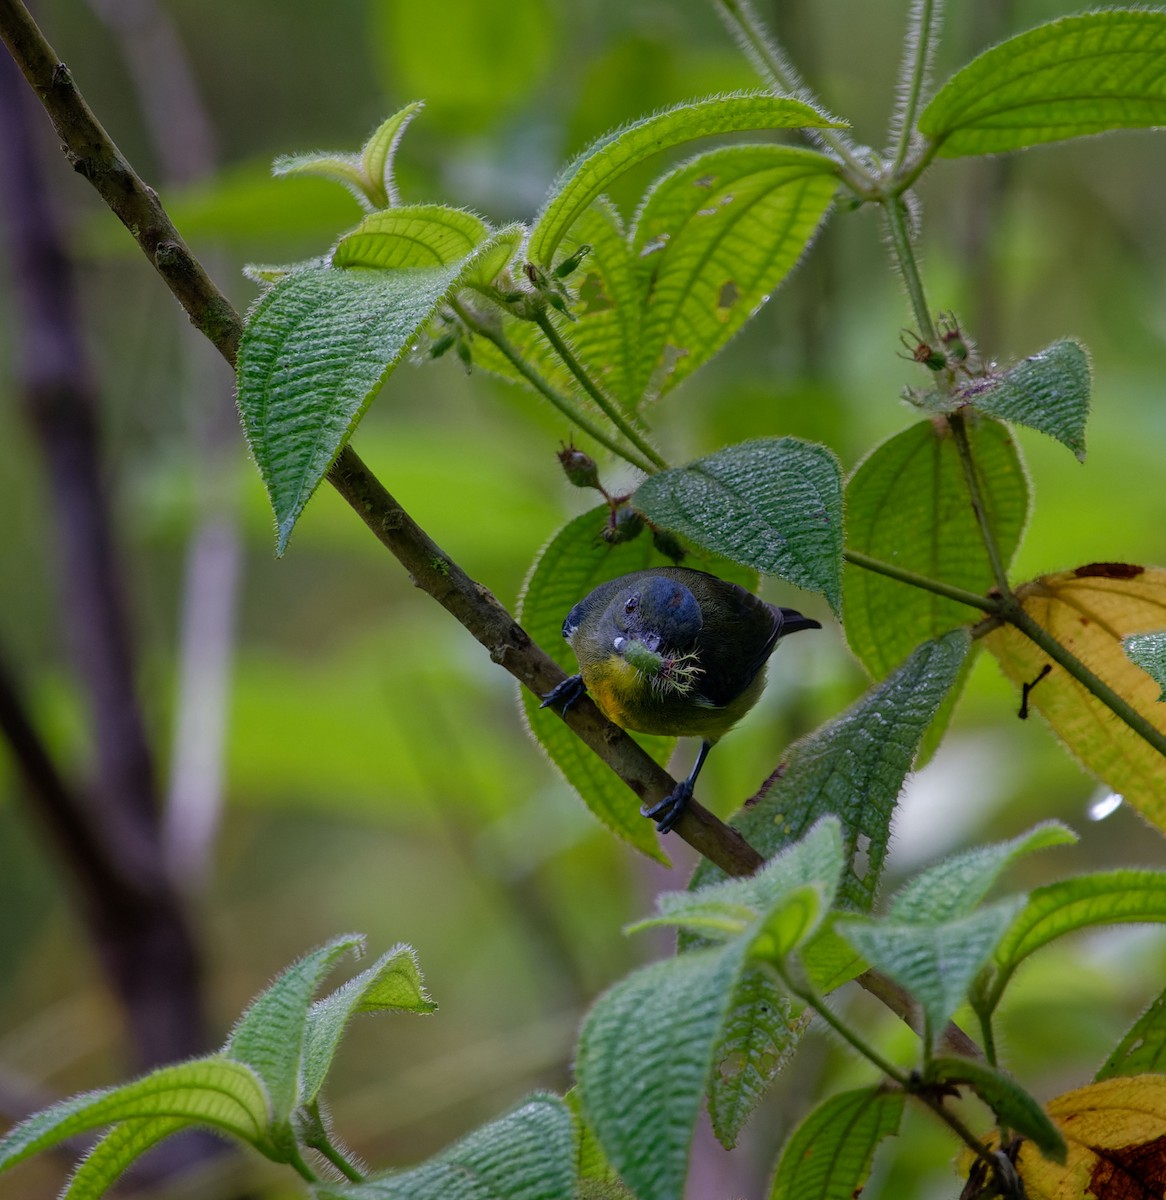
<box><xmin>237</xmin><ymin>210</ymin><xmax>495</xmax><ymax>554</ymax></box>
<box><xmin>302</xmin><ymin>944</ymin><xmax>435</xmax><ymax>1106</ymax></box>
<box><xmin>692</xmin><ymin>631</ymin><xmax>970</xmax><ymax>910</ymax></box>
<box><xmin>634</xmin><ymin>437</ymin><xmax>844</xmax><ymax>613</ymax></box>
<box><xmin>0</xmin><ymin>1059</ymin><xmax>272</xmax><ymax>1173</ymax></box>
<box><xmin>518</xmin><ymin>505</ymin><xmax>755</xmax><ymax>862</ymax></box>
<box><xmin>919</xmin><ymin>10</ymin><xmax>1166</xmax><ymax>157</ymax></box>
<box><xmin>312</xmin><ymin>1094</ymin><xmax>575</xmax><ymax>1200</ymax></box>
<box><xmin>1125</xmin><ymin>631</ymin><xmax>1166</xmax><ymax>701</ymax></box>
<box><xmin>225</xmin><ymin>935</ymin><xmax>362</xmax><ymax>1137</ymax></box>
<box><xmin>956</xmin><ymin>340</ymin><xmax>1090</xmax><ymax>461</ymax></box>
<box><xmin>628</xmin><ymin>144</ymin><xmax>837</xmax><ymax>403</ymax></box>
<box><xmin>64</xmin><ymin>1118</ymin><xmax>189</xmax><ymax>1200</ymax></box>
<box><xmin>930</xmin><ymin>1058</ymin><xmax>1065</xmax><ymax>1162</ymax></box>
<box><xmin>839</xmin><ymin>900</ymin><xmax>1025</xmax><ymax>1047</ymax></box>
<box><xmin>576</xmin><ymin>941</ymin><xmax>751</xmax><ymax>1200</ymax></box>
<box><xmin>889</xmin><ymin>822</ymin><xmax>1075</xmax><ymax>925</ymax></box>
<box><xmin>843</xmin><ymin>416</ymin><xmax>1028</xmax><ymax>677</ymax></box>
<box><xmin>769</xmin><ymin>1088</ymin><xmax>903</xmax><ymax>1200</ymax></box>
<box><xmin>1097</xmin><ymin>989</ymin><xmax>1166</xmax><ymax>1080</ymax></box>
<box><xmin>528</xmin><ymin>93</ymin><xmax>838</xmax><ymax>267</ymax></box>
<box><xmin>331</xmin><ymin>205</ymin><xmax>488</xmax><ymax>270</ymax></box>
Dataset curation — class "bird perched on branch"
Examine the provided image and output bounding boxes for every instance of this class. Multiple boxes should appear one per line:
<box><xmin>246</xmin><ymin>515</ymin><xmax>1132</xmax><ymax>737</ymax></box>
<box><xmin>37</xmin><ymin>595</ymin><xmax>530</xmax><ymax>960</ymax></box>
<box><xmin>541</xmin><ymin>567</ymin><xmax>820</xmax><ymax>833</ymax></box>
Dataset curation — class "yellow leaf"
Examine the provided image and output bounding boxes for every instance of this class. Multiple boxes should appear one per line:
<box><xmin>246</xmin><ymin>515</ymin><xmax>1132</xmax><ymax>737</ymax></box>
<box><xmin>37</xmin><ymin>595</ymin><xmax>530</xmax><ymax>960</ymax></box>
<box><xmin>964</xmin><ymin>1075</ymin><xmax>1166</xmax><ymax>1199</ymax></box>
<box><xmin>984</xmin><ymin>564</ymin><xmax>1166</xmax><ymax>825</ymax></box>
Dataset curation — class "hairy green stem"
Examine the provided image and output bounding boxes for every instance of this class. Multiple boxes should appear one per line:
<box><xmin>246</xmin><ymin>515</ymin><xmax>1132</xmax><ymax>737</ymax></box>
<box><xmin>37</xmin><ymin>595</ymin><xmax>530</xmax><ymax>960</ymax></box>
<box><xmin>450</xmin><ymin>298</ymin><xmax>656</xmax><ymax>474</ymax></box>
<box><xmin>711</xmin><ymin>0</ymin><xmax>871</xmax><ymax>178</ymax></box>
<box><xmin>308</xmin><ymin>1132</ymin><xmax>364</xmax><ymax>1183</ymax></box>
<box><xmin>884</xmin><ymin>198</ymin><xmax>937</xmax><ymax>345</ymax></box>
<box><xmin>890</xmin><ymin>0</ymin><xmax>941</xmax><ymax>174</ymax></box>
<box><xmin>914</xmin><ymin>1090</ymin><xmax>1002</xmax><ymax>1176</ymax></box>
<box><xmin>532</xmin><ymin>307</ymin><xmax>667</xmax><ymax>470</ymax></box>
<box><xmin>287</xmin><ymin>1147</ymin><xmax>320</xmax><ymax>1184</ymax></box>
<box><xmin>949</xmin><ymin>413</ymin><xmax>1012</xmax><ymax>595</ymax></box>
<box><xmin>843</xmin><ymin>549</ymin><xmax>1000</xmax><ymax>614</ymax></box>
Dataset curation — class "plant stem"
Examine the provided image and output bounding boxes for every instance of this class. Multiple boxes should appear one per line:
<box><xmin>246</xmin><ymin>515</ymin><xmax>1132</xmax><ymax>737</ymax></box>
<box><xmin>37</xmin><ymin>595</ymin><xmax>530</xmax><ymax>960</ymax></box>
<box><xmin>449</xmin><ymin>298</ymin><xmax>656</xmax><ymax>474</ymax></box>
<box><xmin>843</xmin><ymin>549</ymin><xmax>1001</xmax><ymax>614</ymax></box>
<box><xmin>287</xmin><ymin>1147</ymin><xmax>320</xmax><ymax>1184</ymax></box>
<box><xmin>890</xmin><ymin>0</ymin><xmax>941</xmax><ymax>175</ymax></box>
<box><xmin>532</xmin><ymin>307</ymin><xmax>667</xmax><ymax>470</ymax></box>
<box><xmin>711</xmin><ymin>0</ymin><xmax>871</xmax><ymax>178</ymax></box>
<box><xmin>949</xmin><ymin>413</ymin><xmax>1012</xmax><ymax>595</ymax></box>
<box><xmin>914</xmin><ymin>1090</ymin><xmax>1002</xmax><ymax>1176</ymax></box>
<box><xmin>884</xmin><ymin>198</ymin><xmax>937</xmax><ymax>345</ymax></box>
<box><xmin>305</xmin><ymin>1116</ymin><xmax>365</xmax><ymax>1183</ymax></box>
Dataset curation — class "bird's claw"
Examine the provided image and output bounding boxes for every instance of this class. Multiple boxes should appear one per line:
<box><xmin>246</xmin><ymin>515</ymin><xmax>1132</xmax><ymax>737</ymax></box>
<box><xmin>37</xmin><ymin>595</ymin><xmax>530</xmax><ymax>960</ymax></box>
<box><xmin>642</xmin><ymin>780</ymin><xmax>693</xmax><ymax>834</ymax></box>
<box><xmin>541</xmin><ymin>673</ymin><xmax>587</xmax><ymax>714</ymax></box>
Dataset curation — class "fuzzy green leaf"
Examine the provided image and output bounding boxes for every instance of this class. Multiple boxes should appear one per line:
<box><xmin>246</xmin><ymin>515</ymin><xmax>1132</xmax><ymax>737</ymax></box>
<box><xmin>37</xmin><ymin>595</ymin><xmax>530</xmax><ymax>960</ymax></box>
<box><xmin>920</xmin><ymin>10</ymin><xmax>1166</xmax><ymax>157</ymax></box>
<box><xmin>960</xmin><ymin>340</ymin><xmax>1090</xmax><ymax>461</ymax></box>
<box><xmin>271</xmin><ymin>153</ymin><xmax>370</xmax><ymax>207</ymax></box>
<box><xmin>840</xmin><ymin>900</ymin><xmax>1025</xmax><ymax>1046</ymax></box>
<box><xmin>0</xmin><ymin>1059</ymin><xmax>271</xmax><ymax>1173</ymax></box>
<box><xmin>528</xmin><ymin>93</ymin><xmax>839</xmax><ymax>267</ymax></box>
<box><xmin>1097</xmin><ymin>988</ymin><xmax>1166</xmax><ymax>1080</ymax></box>
<box><xmin>302</xmin><ymin>944</ymin><xmax>435</xmax><ymax>1106</ymax></box>
<box><xmin>331</xmin><ymin>205</ymin><xmax>488</xmax><ymax>270</ymax></box>
<box><xmin>360</xmin><ymin>103</ymin><xmax>424</xmax><ymax>208</ymax></box>
<box><xmin>889</xmin><ymin>821</ymin><xmax>1076</xmax><ymax>925</ymax></box>
<box><xmin>629</xmin><ymin>144</ymin><xmax>837</xmax><ymax>403</ymax></box>
<box><xmin>994</xmin><ymin>871</ymin><xmax>1166</xmax><ymax>985</ymax></box>
<box><xmin>1125</xmin><ymin>631</ymin><xmax>1166</xmax><ymax>701</ymax></box>
<box><xmin>692</xmin><ymin>631</ymin><xmax>970</xmax><ymax>909</ymax></box>
<box><xmin>843</xmin><ymin>416</ymin><xmax>1028</xmax><ymax>677</ymax></box>
<box><xmin>769</xmin><ymin>1087</ymin><xmax>903</xmax><ymax>1200</ymax></box>
<box><xmin>312</xmin><ymin>1094</ymin><xmax>575</xmax><ymax>1200</ymax></box>
<box><xmin>64</xmin><ymin>1118</ymin><xmax>189</xmax><ymax>1200</ymax></box>
<box><xmin>931</xmin><ymin>1058</ymin><xmax>1066</xmax><ymax>1162</ymax></box>
<box><xmin>566</xmin><ymin>1088</ymin><xmax>630</xmax><ymax>1195</ymax></box>
<box><xmin>576</xmin><ymin>941</ymin><xmax>751</xmax><ymax>1200</ymax></box>
<box><xmin>519</xmin><ymin>505</ymin><xmax>755</xmax><ymax>863</ymax></box>
<box><xmin>225</xmin><ymin>935</ymin><xmax>362</xmax><ymax>1133</ymax></box>
<box><xmin>634</xmin><ymin>437</ymin><xmax>844</xmax><ymax>612</ymax></box>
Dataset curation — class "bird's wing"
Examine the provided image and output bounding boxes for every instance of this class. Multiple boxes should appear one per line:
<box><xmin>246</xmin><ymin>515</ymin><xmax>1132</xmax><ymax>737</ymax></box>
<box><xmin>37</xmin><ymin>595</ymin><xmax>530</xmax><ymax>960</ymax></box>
<box><xmin>692</xmin><ymin>581</ymin><xmax>783</xmax><ymax>708</ymax></box>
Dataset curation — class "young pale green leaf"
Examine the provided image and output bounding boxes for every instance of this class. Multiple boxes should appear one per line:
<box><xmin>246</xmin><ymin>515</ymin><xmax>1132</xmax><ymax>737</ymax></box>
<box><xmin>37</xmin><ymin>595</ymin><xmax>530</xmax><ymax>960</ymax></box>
<box><xmin>566</xmin><ymin>1088</ymin><xmax>632</xmax><ymax>1196</ymax></box>
<box><xmin>0</xmin><ymin>1058</ymin><xmax>271</xmax><ymax>1174</ymax></box>
<box><xmin>312</xmin><ymin>1094</ymin><xmax>575</xmax><ymax>1200</ymax></box>
<box><xmin>889</xmin><ymin>821</ymin><xmax>1076</xmax><ymax>924</ymax></box>
<box><xmin>301</xmin><ymin>944</ymin><xmax>435</xmax><ymax>1106</ymax></box>
<box><xmin>1097</xmin><ymin>988</ymin><xmax>1166</xmax><ymax>1080</ymax></box>
<box><xmin>629</xmin><ymin>144</ymin><xmax>837</xmax><ymax>403</ymax></box>
<box><xmin>709</xmin><ymin>966</ymin><xmax>802</xmax><ymax>1150</ymax></box>
<box><xmin>1125</xmin><ymin>631</ymin><xmax>1166</xmax><ymax>701</ymax></box>
<box><xmin>225</xmin><ymin>934</ymin><xmax>362</xmax><ymax>1132</ymax></box>
<box><xmin>331</xmin><ymin>205</ymin><xmax>488</xmax><ymax>270</ymax></box>
<box><xmin>843</xmin><ymin>416</ymin><xmax>1028</xmax><ymax>677</ymax></box>
<box><xmin>994</xmin><ymin>871</ymin><xmax>1166</xmax><ymax>985</ymax></box>
<box><xmin>528</xmin><ymin>92</ymin><xmax>839</xmax><ymax>267</ymax></box>
<box><xmin>271</xmin><ymin>152</ymin><xmax>371</xmax><ymax>208</ymax></box>
<box><xmin>634</xmin><ymin>437</ymin><xmax>844</xmax><ymax>613</ymax></box>
<box><xmin>840</xmin><ymin>899</ymin><xmax>1025</xmax><ymax>1046</ymax></box>
<box><xmin>360</xmin><ymin>103</ymin><xmax>424</xmax><ymax>208</ymax></box>
<box><xmin>931</xmin><ymin>1057</ymin><xmax>1066</xmax><ymax>1162</ymax></box>
<box><xmin>769</xmin><ymin>1087</ymin><xmax>903</xmax><ymax>1200</ymax></box>
<box><xmin>919</xmin><ymin>10</ymin><xmax>1166</xmax><ymax>157</ymax></box>
<box><xmin>750</xmin><ymin>884</ymin><xmax>826</xmax><ymax>964</ymax></box>
<box><xmin>518</xmin><ymin>505</ymin><xmax>756</xmax><ymax>862</ymax></box>
<box><xmin>692</xmin><ymin>631</ymin><xmax>970</xmax><ymax>909</ymax></box>
<box><xmin>959</xmin><ymin>340</ymin><xmax>1090</xmax><ymax>461</ymax></box>
<box><xmin>64</xmin><ymin>1118</ymin><xmax>188</xmax><ymax>1200</ymax></box>
<box><xmin>459</xmin><ymin>222</ymin><xmax>524</xmax><ymax>293</ymax></box>
<box><xmin>576</xmin><ymin>940</ymin><xmax>751</xmax><ymax>1200</ymax></box>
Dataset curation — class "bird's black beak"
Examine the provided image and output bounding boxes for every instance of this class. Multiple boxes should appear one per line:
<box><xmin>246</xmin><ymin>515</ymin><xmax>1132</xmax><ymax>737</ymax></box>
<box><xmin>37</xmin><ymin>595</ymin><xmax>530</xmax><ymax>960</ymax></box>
<box><xmin>778</xmin><ymin>607</ymin><xmax>822</xmax><ymax>636</ymax></box>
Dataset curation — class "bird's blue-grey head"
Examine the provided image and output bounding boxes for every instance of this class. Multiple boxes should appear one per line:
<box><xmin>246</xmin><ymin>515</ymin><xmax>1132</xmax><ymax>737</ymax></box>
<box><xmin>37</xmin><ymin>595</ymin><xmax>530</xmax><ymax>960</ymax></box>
<box><xmin>611</xmin><ymin>576</ymin><xmax>703</xmax><ymax>655</ymax></box>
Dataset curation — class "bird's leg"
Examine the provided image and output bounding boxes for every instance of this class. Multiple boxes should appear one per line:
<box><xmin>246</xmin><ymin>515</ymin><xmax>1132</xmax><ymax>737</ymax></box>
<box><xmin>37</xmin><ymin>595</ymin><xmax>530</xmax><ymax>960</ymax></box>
<box><xmin>540</xmin><ymin>673</ymin><xmax>588</xmax><ymax>714</ymax></box>
<box><xmin>642</xmin><ymin>739</ymin><xmax>713</xmax><ymax>834</ymax></box>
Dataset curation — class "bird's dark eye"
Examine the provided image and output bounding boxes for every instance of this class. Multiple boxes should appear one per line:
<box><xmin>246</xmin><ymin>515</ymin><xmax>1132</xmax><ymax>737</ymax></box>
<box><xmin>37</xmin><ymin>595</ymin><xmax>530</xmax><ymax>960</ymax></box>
<box><xmin>624</xmin><ymin>594</ymin><xmax>639</xmax><ymax>614</ymax></box>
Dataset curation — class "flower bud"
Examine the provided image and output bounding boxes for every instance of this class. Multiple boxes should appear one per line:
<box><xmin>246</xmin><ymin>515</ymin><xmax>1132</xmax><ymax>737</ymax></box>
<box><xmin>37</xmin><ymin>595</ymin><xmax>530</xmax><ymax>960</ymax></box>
<box><xmin>557</xmin><ymin>443</ymin><xmax>600</xmax><ymax>490</ymax></box>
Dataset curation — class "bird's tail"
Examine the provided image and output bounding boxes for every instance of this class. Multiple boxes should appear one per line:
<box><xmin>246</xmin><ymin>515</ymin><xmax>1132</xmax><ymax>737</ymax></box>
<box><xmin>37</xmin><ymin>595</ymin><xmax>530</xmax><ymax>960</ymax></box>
<box><xmin>777</xmin><ymin>607</ymin><xmax>822</xmax><ymax>636</ymax></box>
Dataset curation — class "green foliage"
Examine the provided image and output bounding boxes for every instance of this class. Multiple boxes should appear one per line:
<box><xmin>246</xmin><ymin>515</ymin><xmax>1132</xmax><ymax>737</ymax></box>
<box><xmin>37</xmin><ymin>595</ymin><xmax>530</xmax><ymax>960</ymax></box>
<box><xmin>842</xmin><ymin>417</ymin><xmax>1028</xmax><ymax>677</ymax></box>
<box><xmin>1125</xmin><ymin>631</ymin><xmax>1166</xmax><ymax>701</ymax></box>
<box><xmin>1097</xmin><ymin>988</ymin><xmax>1166</xmax><ymax>1080</ymax></box>
<box><xmin>311</xmin><ymin>1095</ymin><xmax>575</xmax><ymax>1200</ymax></box>
<box><xmin>768</xmin><ymin>1088</ymin><xmax>904</xmax><ymax>1200</ymax></box>
<box><xmin>920</xmin><ymin>10</ymin><xmax>1166</xmax><ymax>156</ymax></box>
<box><xmin>634</xmin><ymin>437</ymin><xmax>844</xmax><ymax>613</ymax></box>
<box><xmin>527</xmin><ymin>92</ymin><xmax>838</xmax><ymax>267</ymax></box>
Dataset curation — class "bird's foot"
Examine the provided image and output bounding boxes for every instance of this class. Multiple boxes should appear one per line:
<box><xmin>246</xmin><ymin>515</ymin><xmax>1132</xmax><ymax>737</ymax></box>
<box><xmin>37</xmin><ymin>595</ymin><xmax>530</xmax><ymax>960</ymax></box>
<box><xmin>540</xmin><ymin>673</ymin><xmax>587</xmax><ymax>714</ymax></box>
<box><xmin>641</xmin><ymin>779</ymin><xmax>694</xmax><ymax>835</ymax></box>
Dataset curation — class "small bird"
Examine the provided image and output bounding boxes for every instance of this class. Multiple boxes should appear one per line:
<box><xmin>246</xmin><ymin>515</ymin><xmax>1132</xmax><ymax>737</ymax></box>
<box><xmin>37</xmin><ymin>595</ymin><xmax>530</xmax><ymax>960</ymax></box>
<box><xmin>541</xmin><ymin>567</ymin><xmax>820</xmax><ymax>833</ymax></box>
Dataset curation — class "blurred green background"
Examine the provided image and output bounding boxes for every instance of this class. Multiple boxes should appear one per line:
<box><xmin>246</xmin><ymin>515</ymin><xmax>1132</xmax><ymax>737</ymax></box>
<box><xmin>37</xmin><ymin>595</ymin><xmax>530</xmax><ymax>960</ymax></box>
<box><xmin>2</xmin><ymin>0</ymin><xmax>1166</xmax><ymax>1196</ymax></box>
